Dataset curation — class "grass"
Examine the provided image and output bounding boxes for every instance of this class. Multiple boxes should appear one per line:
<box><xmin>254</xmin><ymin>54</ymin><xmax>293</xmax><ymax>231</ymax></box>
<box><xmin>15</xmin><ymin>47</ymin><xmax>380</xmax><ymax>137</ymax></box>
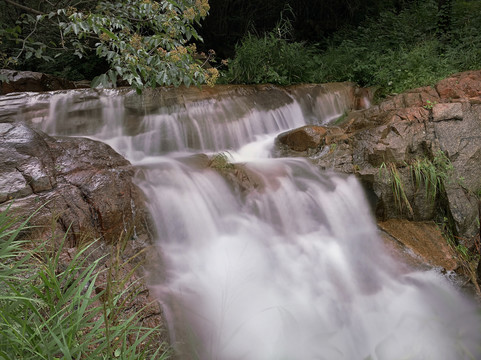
<box><xmin>379</xmin><ymin>154</ymin><xmax>480</xmax><ymax>294</ymax></box>
<box><xmin>0</xmin><ymin>203</ymin><xmax>171</xmax><ymax>360</ymax></box>
<box><xmin>439</xmin><ymin>216</ymin><xmax>481</xmax><ymax>297</ymax></box>
<box><xmin>379</xmin><ymin>162</ymin><xmax>413</xmax><ymax>217</ymax></box>
<box><xmin>411</xmin><ymin>150</ymin><xmax>453</xmax><ymax>204</ymax></box>
<box><xmin>379</xmin><ymin>151</ymin><xmax>453</xmax><ymax>217</ymax></box>
<box><xmin>209</xmin><ymin>152</ymin><xmax>235</xmax><ymax>171</ymax></box>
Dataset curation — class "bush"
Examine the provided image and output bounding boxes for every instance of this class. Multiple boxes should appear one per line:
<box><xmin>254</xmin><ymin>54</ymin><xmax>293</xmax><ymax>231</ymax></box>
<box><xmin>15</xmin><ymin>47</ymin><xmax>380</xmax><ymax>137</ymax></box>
<box><xmin>224</xmin><ymin>14</ymin><xmax>321</xmax><ymax>85</ymax></box>
<box><xmin>224</xmin><ymin>33</ymin><xmax>315</xmax><ymax>85</ymax></box>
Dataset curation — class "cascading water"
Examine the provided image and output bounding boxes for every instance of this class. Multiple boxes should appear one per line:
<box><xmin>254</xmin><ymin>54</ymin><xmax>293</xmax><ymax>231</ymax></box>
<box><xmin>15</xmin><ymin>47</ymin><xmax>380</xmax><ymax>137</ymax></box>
<box><xmin>9</xmin><ymin>84</ymin><xmax>481</xmax><ymax>359</ymax></box>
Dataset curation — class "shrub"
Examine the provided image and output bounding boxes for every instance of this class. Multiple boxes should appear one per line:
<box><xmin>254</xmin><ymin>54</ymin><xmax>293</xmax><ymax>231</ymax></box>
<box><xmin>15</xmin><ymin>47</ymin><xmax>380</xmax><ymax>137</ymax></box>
<box><xmin>224</xmin><ymin>14</ymin><xmax>321</xmax><ymax>85</ymax></box>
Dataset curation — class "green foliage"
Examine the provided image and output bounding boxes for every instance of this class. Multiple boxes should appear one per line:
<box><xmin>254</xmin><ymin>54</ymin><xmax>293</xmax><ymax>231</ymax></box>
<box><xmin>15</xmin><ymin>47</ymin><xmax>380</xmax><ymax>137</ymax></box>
<box><xmin>378</xmin><ymin>151</ymin><xmax>453</xmax><ymax>217</ymax></box>
<box><xmin>1</xmin><ymin>0</ymin><xmax>212</xmax><ymax>91</ymax></box>
<box><xmin>64</xmin><ymin>0</ymin><xmax>211</xmax><ymax>91</ymax></box>
<box><xmin>447</xmin><ymin>1</ymin><xmax>481</xmax><ymax>70</ymax></box>
<box><xmin>0</xmin><ymin>204</ymin><xmax>170</xmax><ymax>359</ymax></box>
<box><xmin>224</xmin><ymin>0</ymin><xmax>481</xmax><ymax>96</ymax></box>
<box><xmin>411</xmin><ymin>150</ymin><xmax>453</xmax><ymax>203</ymax></box>
<box><xmin>315</xmin><ymin>0</ymin><xmax>461</xmax><ymax>96</ymax></box>
<box><xmin>209</xmin><ymin>152</ymin><xmax>235</xmax><ymax>171</ymax></box>
<box><xmin>224</xmin><ymin>15</ymin><xmax>321</xmax><ymax>85</ymax></box>
<box><xmin>423</xmin><ymin>99</ymin><xmax>437</xmax><ymax>110</ymax></box>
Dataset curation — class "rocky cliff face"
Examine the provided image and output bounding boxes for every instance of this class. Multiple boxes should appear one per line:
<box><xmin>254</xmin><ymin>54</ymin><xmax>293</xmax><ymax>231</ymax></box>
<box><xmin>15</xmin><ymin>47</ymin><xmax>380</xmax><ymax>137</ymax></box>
<box><xmin>277</xmin><ymin>71</ymin><xmax>481</xmax><ymax>285</ymax></box>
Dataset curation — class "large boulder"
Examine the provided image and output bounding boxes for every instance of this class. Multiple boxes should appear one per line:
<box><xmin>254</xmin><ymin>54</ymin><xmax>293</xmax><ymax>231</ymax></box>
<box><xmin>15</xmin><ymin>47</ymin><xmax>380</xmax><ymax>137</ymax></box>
<box><xmin>0</xmin><ymin>116</ymin><xmax>165</xmax><ymax>347</ymax></box>
<box><xmin>0</xmin><ymin>122</ymin><xmax>151</xmax><ymax>244</ymax></box>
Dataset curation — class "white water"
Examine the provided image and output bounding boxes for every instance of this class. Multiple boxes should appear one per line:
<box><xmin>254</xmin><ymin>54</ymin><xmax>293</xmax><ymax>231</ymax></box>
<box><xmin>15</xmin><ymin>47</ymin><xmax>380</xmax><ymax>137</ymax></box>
<box><xmin>12</xmin><ymin>87</ymin><xmax>481</xmax><ymax>359</ymax></box>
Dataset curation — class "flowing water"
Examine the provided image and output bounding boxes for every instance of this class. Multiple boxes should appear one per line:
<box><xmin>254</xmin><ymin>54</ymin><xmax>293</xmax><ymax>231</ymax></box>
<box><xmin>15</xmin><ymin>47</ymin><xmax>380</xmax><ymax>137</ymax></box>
<box><xmin>8</xmin><ymin>84</ymin><xmax>481</xmax><ymax>359</ymax></box>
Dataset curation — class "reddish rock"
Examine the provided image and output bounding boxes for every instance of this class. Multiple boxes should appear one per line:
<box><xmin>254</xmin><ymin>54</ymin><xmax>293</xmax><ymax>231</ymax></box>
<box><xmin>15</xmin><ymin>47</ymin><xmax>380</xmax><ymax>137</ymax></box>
<box><xmin>395</xmin><ymin>107</ymin><xmax>430</xmax><ymax>122</ymax></box>
<box><xmin>378</xmin><ymin>219</ymin><xmax>458</xmax><ymax>271</ymax></box>
<box><xmin>432</xmin><ymin>102</ymin><xmax>463</xmax><ymax>121</ymax></box>
<box><xmin>277</xmin><ymin>125</ymin><xmax>327</xmax><ymax>152</ymax></box>
<box><xmin>436</xmin><ymin>71</ymin><xmax>481</xmax><ymax>100</ymax></box>
<box><xmin>305</xmin><ymin>70</ymin><xmax>481</xmax><ymax>243</ymax></box>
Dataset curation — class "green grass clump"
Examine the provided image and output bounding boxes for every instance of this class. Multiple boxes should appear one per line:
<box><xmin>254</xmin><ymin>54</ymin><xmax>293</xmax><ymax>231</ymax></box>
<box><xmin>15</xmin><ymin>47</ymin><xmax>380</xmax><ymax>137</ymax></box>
<box><xmin>223</xmin><ymin>12</ymin><xmax>321</xmax><ymax>85</ymax></box>
<box><xmin>411</xmin><ymin>150</ymin><xmax>453</xmax><ymax>203</ymax></box>
<box><xmin>379</xmin><ymin>151</ymin><xmax>453</xmax><ymax>217</ymax></box>
<box><xmin>224</xmin><ymin>32</ymin><xmax>320</xmax><ymax>85</ymax></box>
<box><xmin>209</xmin><ymin>152</ymin><xmax>235</xmax><ymax>171</ymax></box>
<box><xmin>0</xmin><ymin>204</ymin><xmax>170</xmax><ymax>360</ymax></box>
<box><xmin>379</xmin><ymin>162</ymin><xmax>413</xmax><ymax>217</ymax></box>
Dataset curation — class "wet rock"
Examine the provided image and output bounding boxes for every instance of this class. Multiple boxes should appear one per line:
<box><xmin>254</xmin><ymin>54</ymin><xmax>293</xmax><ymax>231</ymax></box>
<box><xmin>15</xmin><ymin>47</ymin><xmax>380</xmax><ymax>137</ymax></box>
<box><xmin>378</xmin><ymin>219</ymin><xmax>458</xmax><ymax>271</ymax></box>
<box><xmin>0</xmin><ymin>122</ymin><xmax>151</xmax><ymax>245</ymax></box>
<box><xmin>277</xmin><ymin>125</ymin><xmax>327</xmax><ymax>152</ymax></box>
<box><xmin>0</xmin><ymin>69</ymin><xmax>80</xmax><ymax>95</ymax></box>
<box><xmin>0</xmin><ymin>120</ymin><xmax>163</xmax><ymax>344</ymax></box>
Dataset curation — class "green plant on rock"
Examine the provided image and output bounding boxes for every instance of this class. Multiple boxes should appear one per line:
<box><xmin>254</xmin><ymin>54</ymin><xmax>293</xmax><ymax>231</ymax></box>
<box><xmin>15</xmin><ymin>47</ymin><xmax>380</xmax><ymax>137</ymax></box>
<box><xmin>209</xmin><ymin>152</ymin><xmax>235</xmax><ymax>171</ymax></box>
<box><xmin>379</xmin><ymin>151</ymin><xmax>453</xmax><ymax>217</ymax></box>
<box><xmin>329</xmin><ymin>143</ymin><xmax>338</xmax><ymax>154</ymax></box>
<box><xmin>439</xmin><ymin>216</ymin><xmax>481</xmax><ymax>297</ymax></box>
<box><xmin>423</xmin><ymin>99</ymin><xmax>437</xmax><ymax>110</ymax></box>
<box><xmin>379</xmin><ymin>162</ymin><xmax>413</xmax><ymax>217</ymax></box>
<box><xmin>410</xmin><ymin>150</ymin><xmax>453</xmax><ymax>203</ymax></box>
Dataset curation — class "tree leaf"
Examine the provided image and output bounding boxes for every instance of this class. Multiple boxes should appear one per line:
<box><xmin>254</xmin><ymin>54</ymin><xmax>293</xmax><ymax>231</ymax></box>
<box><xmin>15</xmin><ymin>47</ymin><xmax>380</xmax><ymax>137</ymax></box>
<box><xmin>91</xmin><ymin>74</ymin><xmax>108</xmax><ymax>88</ymax></box>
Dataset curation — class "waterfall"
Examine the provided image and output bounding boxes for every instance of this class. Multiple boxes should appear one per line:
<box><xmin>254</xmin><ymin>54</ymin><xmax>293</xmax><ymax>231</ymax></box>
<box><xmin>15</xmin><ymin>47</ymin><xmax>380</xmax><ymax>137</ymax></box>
<box><xmin>7</xmin><ymin>84</ymin><xmax>481</xmax><ymax>359</ymax></box>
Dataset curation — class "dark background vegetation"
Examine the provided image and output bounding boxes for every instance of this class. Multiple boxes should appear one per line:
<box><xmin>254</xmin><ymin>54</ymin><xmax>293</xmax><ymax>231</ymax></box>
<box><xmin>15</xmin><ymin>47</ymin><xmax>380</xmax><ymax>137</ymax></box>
<box><xmin>200</xmin><ymin>0</ymin><xmax>421</xmax><ymax>58</ymax></box>
<box><xmin>1</xmin><ymin>0</ymin><xmax>481</xmax><ymax>96</ymax></box>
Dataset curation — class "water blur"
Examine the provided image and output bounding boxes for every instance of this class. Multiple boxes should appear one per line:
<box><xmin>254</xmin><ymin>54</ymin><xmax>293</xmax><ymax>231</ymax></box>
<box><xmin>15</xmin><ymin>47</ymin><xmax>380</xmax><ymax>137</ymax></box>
<box><xmin>8</xmin><ymin>84</ymin><xmax>481</xmax><ymax>359</ymax></box>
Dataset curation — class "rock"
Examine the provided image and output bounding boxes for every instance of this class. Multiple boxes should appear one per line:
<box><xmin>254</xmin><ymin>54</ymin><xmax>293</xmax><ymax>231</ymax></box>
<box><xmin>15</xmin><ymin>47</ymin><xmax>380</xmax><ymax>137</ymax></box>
<box><xmin>432</xmin><ymin>102</ymin><xmax>463</xmax><ymax>121</ymax></box>
<box><xmin>0</xmin><ymin>69</ymin><xmax>80</xmax><ymax>95</ymax></box>
<box><xmin>433</xmin><ymin>103</ymin><xmax>481</xmax><ymax>192</ymax></box>
<box><xmin>444</xmin><ymin>184</ymin><xmax>479</xmax><ymax>241</ymax></box>
<box><xmin>277</xmin><ymin>125</ymin><xmax>327</xmax><ymax>152</ymax></box>
<box><xmin>378</xmin><ymin>219</ymin><xmax>458</xmax><ymax>271</ymax></box>
<box><xmin>0</xmin><ymin>122</ymin><xmax>151</xmax><ymax>245</ymax></box>
<box><xmin>0</xmin><ymin>118</ymin><xmax>164</xmax><ymax>348</ymax></box>
<box><xmin>296</xmin><ymin>70</ymin><xmax>481</xmax><ymax>243</ymax></box>
<box><xmin>0</xmin><ymin>123</ymin><xmax>56</xmax><ymax>203</ymax></box>
<box><xmin>436</xmin><ymin>71</ymin><xmax>481</xmax><ymax>100</ymax></box>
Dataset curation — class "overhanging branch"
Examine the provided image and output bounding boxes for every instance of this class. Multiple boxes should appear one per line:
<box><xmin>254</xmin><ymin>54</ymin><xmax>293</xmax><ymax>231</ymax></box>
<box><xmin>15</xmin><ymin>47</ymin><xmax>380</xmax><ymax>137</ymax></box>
<box><xmin>4</xmin><ymin>0</ymin><xmax>44</xmax><ymax>16</ymax></box>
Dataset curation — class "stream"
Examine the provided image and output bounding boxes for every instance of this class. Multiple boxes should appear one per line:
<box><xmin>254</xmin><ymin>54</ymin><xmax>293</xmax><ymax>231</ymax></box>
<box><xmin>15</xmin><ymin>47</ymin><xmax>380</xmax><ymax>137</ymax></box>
<box><xmin>11</xmin><ymin>84</ymin><xmax>481</xmax><ymax>359</ymax></box>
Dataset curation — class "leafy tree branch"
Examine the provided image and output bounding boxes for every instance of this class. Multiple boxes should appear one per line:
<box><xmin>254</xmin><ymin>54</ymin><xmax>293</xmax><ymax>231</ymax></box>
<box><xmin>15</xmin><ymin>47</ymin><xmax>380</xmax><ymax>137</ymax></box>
<box><xmin>1</xmin><ymin>0</ymin><xmax>216</xmax><ymax>91</ymax></box>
